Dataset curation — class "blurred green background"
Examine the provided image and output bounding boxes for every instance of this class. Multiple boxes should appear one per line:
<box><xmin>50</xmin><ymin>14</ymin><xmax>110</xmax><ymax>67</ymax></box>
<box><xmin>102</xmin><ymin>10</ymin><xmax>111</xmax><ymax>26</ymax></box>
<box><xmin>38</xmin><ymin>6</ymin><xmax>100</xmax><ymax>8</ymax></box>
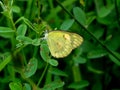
<box><xmin>0</xmin><ymin>0</ymin><xmax>120</xmax><ymax>90</ymax></box>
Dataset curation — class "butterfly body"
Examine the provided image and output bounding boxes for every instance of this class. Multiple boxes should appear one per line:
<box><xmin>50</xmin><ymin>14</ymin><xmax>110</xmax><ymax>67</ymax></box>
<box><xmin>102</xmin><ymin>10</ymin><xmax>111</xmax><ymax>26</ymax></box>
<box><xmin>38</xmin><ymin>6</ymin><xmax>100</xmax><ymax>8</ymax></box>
<box><xmin>46</xmin><ymin>31</ymin><xmax>83</xmax><ymax>58</ymax></box>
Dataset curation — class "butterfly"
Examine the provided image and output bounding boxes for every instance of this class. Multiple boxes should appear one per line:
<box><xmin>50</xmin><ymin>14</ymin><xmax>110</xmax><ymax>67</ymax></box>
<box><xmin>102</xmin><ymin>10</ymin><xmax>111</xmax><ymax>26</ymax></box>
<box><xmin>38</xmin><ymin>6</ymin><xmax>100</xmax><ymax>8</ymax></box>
<box><xmin>45</xmin><ymin>31</ymin><xmax>83</xmax><ymax>58</ymax></box>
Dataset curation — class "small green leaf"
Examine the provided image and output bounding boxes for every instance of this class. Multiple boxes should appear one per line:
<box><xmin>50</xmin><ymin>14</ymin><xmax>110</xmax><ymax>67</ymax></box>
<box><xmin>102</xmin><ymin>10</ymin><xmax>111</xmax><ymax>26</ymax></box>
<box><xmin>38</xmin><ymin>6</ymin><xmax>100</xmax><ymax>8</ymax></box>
<box><xmin>68</xmin><ymin>80</ymin><xmax>89</xmax><ymax>89</ymax></box>
<box><xmin>23</xmin><ymin>83</ymin><xmax>31</xmax><ymax>90</ymax></box>
<box><xmin>93</xmin><ymin>28</ymin><xmax>104</xmax><ymax>39</ymax></box>
<box><xmin>40</xmin><ymin>41</ymin><xmax>50</xmax><ymax>61</ymax></box>
<box><xmin>86</xmin><ymin>12</ymin><xmax>96</xmax><ymax>26</ymax></box>
<box><xmin>32</xmin><ymin>38</ymin><xmax>41</xmax><ymax>46</ymax></box>
<box><xmin>60</xmin><ymin>19</ymin><xmax>74</xmax><ymax>30</ymax></box>
<box><xmin>87</xmin><ymin>49</ymin><xmax>107</xmax><ymax>59</ymax></box>
<box><xmin>12</xmin><ymin>5</ymin><xmax>20</xmax><ymax>13</ymax></box>
<box><xmin>9</xmin><ymin>82</ymin><xmax>22</xmax><ymax>90</ymax></box>
<box><xmin>16</xmin><ymin>43</ymin><xmax>23</xmax><ymax>48</ymax></box>
<box><xmin>22</xmin><ymin>17</ymin><xmax>38</xmax><ymax>33</ymax></box>
<box><xmin>23</xmin><ymin>57</ymin><xmax>38</xmax><ymax>78</ymax></box>
<box><xmin>17</xmin><ymin>24</ymin><xmax>27</xmax><ymax>36</ymax></box>
<box><xmin>97</xmin><ymin>5</ymin><xmax>114</xmax><ymax>18</ymax></box>
<box><xmin>48</xmin><ymin>59</ymin><xmax>58</xmax><ymax>66</ymax></box>
<box><xmin>0</xmin><ymin>27</ymin><xmax>14</xmax><ymax>38</ymax></box>
<box><xmin>42</xmin><ymin>81</ymin><xmax>65</xmax><ymax>90</ymax></box>
<box><xmin>16</xmin><ymin>36</ymin><xmax>32</xmax><ymax>45</ymax></box>
<box><xmin>87</xmin><ymin>66</ymin><xmax>104</xmax><ymax>74</ymax></box>
<box><xmin>73</xmin><ymin>56</ymin><xmax>87</xmax><ymax>64</ymax></box>
<box><xmin>49</xmin><ymin>67</ymin><xmax>68</xmax><ymax>77</ymax></box>
<box><xmin>73</xmin><ymin>7</ymin><xmax>86</xmax><ymax>26</ymax></box>
<box><xmin>0</xmin><ymin>53</ymin><xmax>12</xmax><ymax>71</ymax></box>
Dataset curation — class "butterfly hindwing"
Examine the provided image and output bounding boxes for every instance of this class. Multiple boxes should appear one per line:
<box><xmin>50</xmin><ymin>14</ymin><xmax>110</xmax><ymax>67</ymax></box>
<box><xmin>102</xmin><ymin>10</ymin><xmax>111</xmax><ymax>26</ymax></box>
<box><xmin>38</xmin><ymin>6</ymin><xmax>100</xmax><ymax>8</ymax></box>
<box><xmin>70</xmin><ymin>33</ymin><xmax>83</xmax><ymax>49</ymax></box>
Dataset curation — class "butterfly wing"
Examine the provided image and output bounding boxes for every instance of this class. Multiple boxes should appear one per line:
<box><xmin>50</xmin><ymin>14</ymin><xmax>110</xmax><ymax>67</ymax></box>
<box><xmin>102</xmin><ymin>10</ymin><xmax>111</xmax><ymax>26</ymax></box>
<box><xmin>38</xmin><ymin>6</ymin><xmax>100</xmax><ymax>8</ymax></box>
<box><xmin>70</xmin><ymin>32</ymin><xmax>83</xmax><ymax>49</ymax></box>
<box><xmin>47</xmin><ymin>31</ymin><xmax>73</xmax><ymax>58</ymax></box>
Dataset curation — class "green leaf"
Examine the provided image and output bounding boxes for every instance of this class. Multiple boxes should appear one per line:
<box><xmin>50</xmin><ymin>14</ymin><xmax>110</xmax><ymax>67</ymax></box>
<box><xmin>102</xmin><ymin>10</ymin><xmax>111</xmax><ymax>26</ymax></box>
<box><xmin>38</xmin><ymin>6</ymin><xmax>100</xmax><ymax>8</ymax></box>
<box><xmin>87</xmin><ymin>66</ymin><xmax>104</xmax><ymax>74</ymax></box>
<box><xmin>68</xmin><ymin>80</ymin><xmax>89</xmax><ymax>89</ymax></box>
<box><xmin>93</xmin><ymin>28</ymin><xmax>104</xmax><ymax>39</ymax></box>
<box><xmin>49</xmin><ymin>67</ymin><xmax>68</xmax><ymax>77</ymax></box>
<box><xmin>16</xmin><ymin>36</ymin><xmax>32</xmax><ymax>45</ymax></box>
<box><xmin>86</xmin><ymin>12</ymin><xmax>96</xmax><ymax>26</ymax></box>
<box><xmin>73</xmin><ymin>7</ymin><xmax>86</xmax><ymax>26</ymax></box>
<box><xmin>87</xmin><ymin>49</ymin><xmax>107</xmax><ymax>59</ymax></box>
<box><xmin>42</xmin><ymin>81</ymin><xmax>65</xmax><ymax>90</ymax></box>
<box><xmin>40</xmin><ymin>41</ymin><xmax>50</xmax><ymax>61</ymax></box>
<box><xmin>23</xmin><ymin>57</ymin><xmax>38</xmax><ymax>78</ymax></box>
<box><xmin>73</xmin><ymin>48</ymin><xmax>87</xmax><ymax>64</ymax></box>
<box><xmin>48</xmin><ymin>59</ymin><xmax>58</xmax><ymax>66</ymax></box>
<box><xmin>0</xmin><ymin>27</ymin><xmax>15</xmax><ymax>38</ymax></box>
<box><xmin>32</xmin><ymin>38</ymin><xmax>41</xmax><ymax>46</ymax></box>
<box><xmin>73</xmin><ymin>56</ymin><xmax>87</xmax><ymax>64</ymax></box>
<box><xmin>0</xmin><ymin>53</ymin><xmax>12</xmax><ymax>71</ymax></box>
<box><xmin>12</xmin><ymin>5</ymin><xmax>20</xmax><ymax>13</ymax></box>
<box><xmin>22</xmin><ymin>17</ymin><xmax>38</xmax><ymax>33</ymax></box>
<box><xmin>97</xmin><ymin>5</ymin><xmax>114</xmax><ymax>18</ymax></box>
<box><xmin>94</xmin><ymin>0</ymin><xmax>114</xmax><ymax>18</ymax></box>
<box><xmin>23</xmin><ymin>83</ymin><xmax>31</xmax><ymax>90</ymax></box>
<box><xmin>9</xmin><ymin>82</ymin><xmax>22</xmax><ymax>90</ymax></box>
<box><xmin>17</xmin><ymin>24</ymin><xmax>27</xmax><ymax>36</ymax></box>
<box><xmin>60</xmin><ymin>19</ymin><xmax>74</xmax><ymax>30</ymax></box>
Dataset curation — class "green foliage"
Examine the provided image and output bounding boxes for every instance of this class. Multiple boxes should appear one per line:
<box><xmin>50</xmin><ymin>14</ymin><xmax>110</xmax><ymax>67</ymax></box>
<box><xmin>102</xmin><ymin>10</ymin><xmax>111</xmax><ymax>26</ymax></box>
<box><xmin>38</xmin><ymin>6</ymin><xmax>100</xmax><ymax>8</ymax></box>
<box><xmin>9</xmin><ymin>82</ymin><xmax>23</xmax><ymax>90</ymax></box>
<box><xmin>60</xmin><ymin>19</ymin><xmax>74</xmax><ymax>30</ymax></box>
<box><xmin>73</xmin><ymin>7</ymin><xmax>86</xmax><ymax>26</ymax></box>
<box><xmin>68</xmin><ymin>80</ymin><xmax>89</xmax><ymax>89</ymax></box>
<box><xmin>42</xmin><ymin>80</ymin><xmax>65</xmax><ymax>90</ymax></box>
<box><xmin>22</xmin><ymin>57</ymin><xmax>38</xmax><ymax>78</ymax></box>
<box><xmin>0</xmin><ymin>27</ymin><xmax>14</xmax><ymax>38</ymax></box>
<box><xmin>0</xmin><ymin>0</ymin><xmax>120</xmax><ymax>90</ymax></box>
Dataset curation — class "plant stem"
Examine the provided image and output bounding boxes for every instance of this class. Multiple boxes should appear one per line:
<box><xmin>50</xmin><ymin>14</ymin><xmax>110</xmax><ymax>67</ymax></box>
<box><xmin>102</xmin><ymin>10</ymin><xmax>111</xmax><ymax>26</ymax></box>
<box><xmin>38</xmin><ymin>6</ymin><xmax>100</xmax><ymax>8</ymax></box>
<box><xmin>72</xmin><ymin>64</ymin><xmax>82</xmax><ymax>82</ymax></box>
<box><xmin>37</xmin><ymin>62</ymin><xmax>49</xmax><ymax>87</ymax></box>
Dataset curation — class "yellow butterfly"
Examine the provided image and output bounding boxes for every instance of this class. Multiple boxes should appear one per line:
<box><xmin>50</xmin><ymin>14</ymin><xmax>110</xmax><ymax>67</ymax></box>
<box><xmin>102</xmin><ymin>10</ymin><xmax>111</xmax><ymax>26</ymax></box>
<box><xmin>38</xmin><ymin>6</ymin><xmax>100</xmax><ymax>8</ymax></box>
<box><xmin>45</xmin><ymin>31</ymin><xmax>83</xmax><ymax>58</ymax></box>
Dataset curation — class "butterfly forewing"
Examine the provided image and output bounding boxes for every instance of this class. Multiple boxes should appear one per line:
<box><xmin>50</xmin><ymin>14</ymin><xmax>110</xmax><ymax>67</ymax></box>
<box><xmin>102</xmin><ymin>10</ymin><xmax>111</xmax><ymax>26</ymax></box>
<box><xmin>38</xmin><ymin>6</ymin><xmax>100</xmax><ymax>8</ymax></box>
<box><xmin>47</xmin><ymin>31</ymin><xmax>73</xmax><ymax>58</ymax></box>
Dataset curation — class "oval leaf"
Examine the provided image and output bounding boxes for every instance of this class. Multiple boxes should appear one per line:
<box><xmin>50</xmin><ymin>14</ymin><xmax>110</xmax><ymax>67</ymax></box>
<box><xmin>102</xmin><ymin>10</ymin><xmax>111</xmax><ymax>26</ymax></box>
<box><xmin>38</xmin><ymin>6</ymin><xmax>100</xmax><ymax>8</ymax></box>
<box><xmin>23</xmin><ymin>83</ymin><xmax>31</xmax><ymax>90</ymax></box>
<box><xmin>16</xmin><ymin>36</ymin><xmax>32</xmax><ymax>45</ymax></box>
<box><xmin>23</xmin><ymin>57</ymin><xmax>38</xmax><ymax>78</ymax></box>
<box><xmin>40</xmin><ymin>41</ymin><xmax>50</xmax><ymax>61</ymax></box>
<box><xmin>68</xmin><ymin>80</ymin><xmax>89</xmax><ymax>89</ymax></box>
<box><xmin>42</xmin><ymin>81</ymin><xmax>65</xmax><ymax>90</ymax></box>
<box><xmin>49</xmin><ymin>67</ymin><xmax>68</xmax><ymax>77</ymax></box>
<box><xmin>73</xmin><ymin>7</ymin><xmax>86</xmax><ymax>26</ymax></box>
<box><xmin>0</xmin><ymin>53</ymin><xmax>12</xmax><ymax>71</ymax></box>
<box><xmin>73</xmin><ymin>56</ymin><xmax>87</xmax><ymax>64</ymax></box>
<box><xmin>9</xmin><ymin>82</ymin><xmax>22</xmax><ymax>90</ymax></box>
<box><xmin>87</xmin><ymin>49</ymin><xmax>107</xmax><ymax>59</ymax></box>
<box><xmin>0</xmin><ymin>27</ymin><xmax>15</xmax><ymax>38</ymax></box>
<box><xmin>48</xmin><ymin>59</ymin><xmax>58</xmax><ymax>66</ymax></box>
<box><xmin>17</xmin><ymin>24</ymin><xmax>27</xmax><ymax>36</ymax></box>
<box><xmin>32</xmin><ymin>38</ymin><xmax>41</xmax><ymax>46</ymax></box>
<box><xmin>60</xmin><ymin>19</ymin><xmax>74</xmax><ymax>30</ymax></box>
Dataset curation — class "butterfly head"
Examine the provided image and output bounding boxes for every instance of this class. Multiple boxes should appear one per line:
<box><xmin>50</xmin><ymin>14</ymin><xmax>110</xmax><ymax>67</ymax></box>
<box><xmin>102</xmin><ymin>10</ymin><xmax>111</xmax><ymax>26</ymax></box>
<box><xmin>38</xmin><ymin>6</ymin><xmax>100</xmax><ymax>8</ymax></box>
<box><xmin>42</xmin><ymin>30</ymin><xmax>49</xmax><ymax>40</ymax></box>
